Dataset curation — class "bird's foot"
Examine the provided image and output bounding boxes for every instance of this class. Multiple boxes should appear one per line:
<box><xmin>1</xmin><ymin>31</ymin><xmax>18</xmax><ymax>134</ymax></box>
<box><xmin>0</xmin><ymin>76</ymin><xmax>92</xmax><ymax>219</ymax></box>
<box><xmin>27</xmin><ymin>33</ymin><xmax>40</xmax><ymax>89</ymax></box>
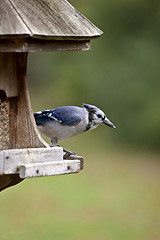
<box><xmin>63</xmin><ymin>148</ymin><xmax>77</xmax><ymax>160</ymax></box>
<box><xmin>49</xmin><ymin>144</ymin><xmax>83</xmax><ymax>169</ymax></box>
<box><xmin>50</xmin><ymin>144</ymin><xmax>77</xmax><ymax>159</ymax></box>
<box><xmin>63</xmin><ymin>148</ymin><xmax>84</xmax><ymax>170</ymax></box>
<box><xmin>49</xmin><ymin>144</ymin><xmax>55</xmax><ymax>147</ymax></box>
<box><xmin>48</xmin><ymin>141</ymin><xmax>83</xmax><ymax>169</ymax></box>
<box><xmin>64</xmin><ymin>151</ymin><xmax>84</xmax><ymax>170</ymax></box>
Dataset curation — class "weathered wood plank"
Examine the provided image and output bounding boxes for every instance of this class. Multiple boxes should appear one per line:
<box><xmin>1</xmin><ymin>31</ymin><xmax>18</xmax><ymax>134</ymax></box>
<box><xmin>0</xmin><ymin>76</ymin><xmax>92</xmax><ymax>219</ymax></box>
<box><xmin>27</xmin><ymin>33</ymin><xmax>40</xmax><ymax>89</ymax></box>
<box><xmin>43</xmin><ymin>0</ymin><xmax>103</xmax><ymax>37</ymax></box>
<box><xmin>1</xmin><ymin>147</ymin><xmax>63</xmax><ymax>174</ymax></box>
<box><xmin>0</xmin><ymin>0</ymin><xmax>30</xmax><ymax>37</ymax></box>
<box><xmin>13</xmin><ymin>53</ymin><xmax>48</xmax><ymax>148</ymax></box>
<box><xmin>64</xmin><ymin>154</ymin><xmax>84</xmax><ymax>170</ymax></box>
<box><xmin>0</xmin><ymin>53</ymin><xmax>18</xmax><ymax>97</ymax></box>
<box><xmin>0</xmin><ymin>0</ymin><xmax>102</xmax><ymax>39</ymax></box>
<box><xmin>19</xmin><ymin>160</ymin><xmax>81</xmax><ymax>178</ymax></box>
<box><xmin>0</xmin><ymin>39</ymin><xmax>90</xmax><ymax>52</ymax></box>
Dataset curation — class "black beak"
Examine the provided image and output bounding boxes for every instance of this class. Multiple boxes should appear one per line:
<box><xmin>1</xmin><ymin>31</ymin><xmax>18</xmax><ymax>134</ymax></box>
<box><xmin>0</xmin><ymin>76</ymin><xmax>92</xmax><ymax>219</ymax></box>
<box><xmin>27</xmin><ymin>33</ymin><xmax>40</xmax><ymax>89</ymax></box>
<box><xmin>103</xmin><ymin>118</ymin><xmax>116</xmax><ymax>128</ymax></box>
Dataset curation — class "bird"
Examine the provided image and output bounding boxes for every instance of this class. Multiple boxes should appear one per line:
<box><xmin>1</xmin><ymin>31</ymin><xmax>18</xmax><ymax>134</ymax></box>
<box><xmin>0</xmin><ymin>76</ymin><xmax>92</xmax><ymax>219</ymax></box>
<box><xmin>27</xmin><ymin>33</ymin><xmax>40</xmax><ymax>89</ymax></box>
<box><xmin>34</xmin><ymin>104</ymin><xmax>116</xmax><ymax>157</ymax></box>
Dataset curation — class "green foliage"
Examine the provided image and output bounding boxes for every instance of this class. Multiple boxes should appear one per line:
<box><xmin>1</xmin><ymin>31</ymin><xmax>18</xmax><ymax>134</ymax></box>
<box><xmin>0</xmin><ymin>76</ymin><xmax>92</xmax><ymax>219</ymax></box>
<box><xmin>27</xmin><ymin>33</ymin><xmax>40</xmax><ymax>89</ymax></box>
<box><xmin>28</xmin><ymin>0</ymin><xmax>160</xmax><ymax>150</ymax></box>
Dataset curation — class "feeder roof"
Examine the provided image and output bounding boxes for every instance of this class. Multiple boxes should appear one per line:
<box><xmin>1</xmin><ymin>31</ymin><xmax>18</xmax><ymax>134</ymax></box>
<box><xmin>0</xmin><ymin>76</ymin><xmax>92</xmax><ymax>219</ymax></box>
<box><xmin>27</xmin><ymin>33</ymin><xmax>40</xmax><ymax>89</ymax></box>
<box><xmin>0</xmin><ymin>0</ymin><xmax>103</xmax><ymax>40</ymax></box>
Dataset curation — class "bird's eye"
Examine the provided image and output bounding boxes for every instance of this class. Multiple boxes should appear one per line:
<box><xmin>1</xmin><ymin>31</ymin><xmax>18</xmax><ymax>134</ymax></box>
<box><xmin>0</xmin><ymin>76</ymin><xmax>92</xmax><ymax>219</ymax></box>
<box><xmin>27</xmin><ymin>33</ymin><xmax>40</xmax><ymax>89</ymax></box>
<box><xmin>97</xmin><ymin>114</ymin><xmax>102</xmax><ymax>118</ymax></box>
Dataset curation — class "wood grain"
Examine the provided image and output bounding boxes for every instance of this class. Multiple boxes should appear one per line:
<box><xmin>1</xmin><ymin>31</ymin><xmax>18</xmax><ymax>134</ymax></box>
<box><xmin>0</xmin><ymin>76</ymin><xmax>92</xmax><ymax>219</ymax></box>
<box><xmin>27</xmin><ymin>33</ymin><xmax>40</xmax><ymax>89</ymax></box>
<box><xmin>2</xmin><ymin>147</ymin><xmax>63</xmax><ymax>174</ymax></box>
<box><xmin>0</xmin><ymin>0</ymin><xmax>30</xmax><ymax>37</ymax></box>
<box><xmin>0</xmin><ymin>0</ymin><xmax>102</xmax><ymax>40</ymax></box>
<box><xmin>0</xmin><ymin>39</ymin><xmax>90</xmax><ymax>52</ymax></box>
<box><xmin>0</xmin><ymin>53</ymin><xmax>18</xmax><ymax>97</ymax></box>
<box><xmin>0</xmin><ymin>53</ymin><xmax>49</xmax><ymax>192</ymax></box>
<box><xmin>0</xmin><ymin>53</ymin><xmax>48</xmax><ymax>149</ymax></box>
<box><xmin>19</xmin><ymin>160</ymin><xmax>80</xmax><ymax>178</ymax></box>
<box><xmin>12</xmin><ymin>53</ymin><xmax>49</xmax><ymax>149</ymax></box>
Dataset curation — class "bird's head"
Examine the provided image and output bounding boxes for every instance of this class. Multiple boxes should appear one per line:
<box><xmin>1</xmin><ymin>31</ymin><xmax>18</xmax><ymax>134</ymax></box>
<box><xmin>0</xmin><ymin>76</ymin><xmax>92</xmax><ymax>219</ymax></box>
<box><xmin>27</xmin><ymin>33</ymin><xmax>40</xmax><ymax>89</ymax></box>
<box><xmin>83</xmin><ymin>104</ymin><xmax>116</xmax><ymax>130</ymax></box>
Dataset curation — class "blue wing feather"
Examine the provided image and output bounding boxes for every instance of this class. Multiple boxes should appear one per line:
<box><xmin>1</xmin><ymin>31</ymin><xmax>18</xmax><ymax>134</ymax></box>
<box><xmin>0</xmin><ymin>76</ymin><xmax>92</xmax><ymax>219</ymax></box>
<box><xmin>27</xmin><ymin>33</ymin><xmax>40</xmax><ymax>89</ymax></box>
<box><xmin>34</xmin><ymin>106</ymin><xmax>82</xmax><ymax>126</ymax></box>
<box><xmin>34</xmin><ymin>110</ymin><xmax>51</xmax><ymax>126</ymax></box>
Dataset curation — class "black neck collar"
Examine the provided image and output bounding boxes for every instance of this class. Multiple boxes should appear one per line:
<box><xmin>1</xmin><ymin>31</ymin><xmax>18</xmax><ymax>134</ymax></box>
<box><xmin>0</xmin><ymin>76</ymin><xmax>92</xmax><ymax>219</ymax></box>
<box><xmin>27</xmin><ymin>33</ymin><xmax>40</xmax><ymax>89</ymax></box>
<box><xmin>85</xmin><ymin>112</ymin><xmax>93</xmax><ymax>131</ymax></box>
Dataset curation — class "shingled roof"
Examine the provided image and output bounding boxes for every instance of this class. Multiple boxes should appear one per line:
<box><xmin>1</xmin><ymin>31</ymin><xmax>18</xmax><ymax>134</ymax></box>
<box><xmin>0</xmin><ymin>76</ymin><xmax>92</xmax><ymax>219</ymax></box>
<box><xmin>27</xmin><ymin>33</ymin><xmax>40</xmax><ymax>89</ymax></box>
<box><xmin>0</xmin><ymin>0</ymin><xmax>103</xmax><ymax>40</ymax></box>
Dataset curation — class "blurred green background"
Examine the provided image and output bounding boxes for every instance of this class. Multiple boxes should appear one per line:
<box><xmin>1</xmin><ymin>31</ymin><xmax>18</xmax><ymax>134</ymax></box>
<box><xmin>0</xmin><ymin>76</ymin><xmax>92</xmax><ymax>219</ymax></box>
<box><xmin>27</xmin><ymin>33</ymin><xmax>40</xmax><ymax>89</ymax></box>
<box><xmin>1</xmin><ymin>0</ymin><xmax>160</xmax><ymax>239</ymax></box>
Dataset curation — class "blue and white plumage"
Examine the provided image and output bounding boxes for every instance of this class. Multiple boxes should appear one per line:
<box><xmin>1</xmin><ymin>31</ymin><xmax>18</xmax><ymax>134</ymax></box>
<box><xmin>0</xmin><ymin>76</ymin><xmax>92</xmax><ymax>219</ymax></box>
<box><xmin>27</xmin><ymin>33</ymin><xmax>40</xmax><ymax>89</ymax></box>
<box><xmin>34</xmin><ymin>104</ymin><xmax>116</xmax><ymax>147</ymax></box>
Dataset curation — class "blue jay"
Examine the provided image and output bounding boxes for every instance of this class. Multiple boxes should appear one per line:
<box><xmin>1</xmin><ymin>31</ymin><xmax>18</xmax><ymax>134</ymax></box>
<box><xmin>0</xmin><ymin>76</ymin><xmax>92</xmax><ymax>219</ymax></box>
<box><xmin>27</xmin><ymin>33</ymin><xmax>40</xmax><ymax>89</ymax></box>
<box><xmin>34</xmin><ymin>104</ymin><xmax>116</xmax><ymax>156</ymax></box>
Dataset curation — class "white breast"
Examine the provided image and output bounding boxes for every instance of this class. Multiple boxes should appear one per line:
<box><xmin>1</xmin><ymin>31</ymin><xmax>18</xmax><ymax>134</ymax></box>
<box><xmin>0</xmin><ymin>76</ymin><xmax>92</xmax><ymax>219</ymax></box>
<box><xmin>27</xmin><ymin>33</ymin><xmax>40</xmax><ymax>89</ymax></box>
<box><xmin>38</xmin><ymin>108</ymin><xmax>89</xmax><ymax>142</ymax></box>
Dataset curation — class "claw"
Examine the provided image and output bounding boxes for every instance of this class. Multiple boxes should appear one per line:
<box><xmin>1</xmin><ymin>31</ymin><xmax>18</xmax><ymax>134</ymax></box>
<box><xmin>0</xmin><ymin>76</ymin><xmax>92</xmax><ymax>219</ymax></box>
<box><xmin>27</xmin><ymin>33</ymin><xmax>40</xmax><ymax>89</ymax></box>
<box><xmin>50</xmin><ymin>143</ymin><xmax>78</xmax><ymax>160</ymax></box>
<box><xmin>63</xmin><ymin>150</ymin><xmax>77</xmax><ymax>160</ymax></box>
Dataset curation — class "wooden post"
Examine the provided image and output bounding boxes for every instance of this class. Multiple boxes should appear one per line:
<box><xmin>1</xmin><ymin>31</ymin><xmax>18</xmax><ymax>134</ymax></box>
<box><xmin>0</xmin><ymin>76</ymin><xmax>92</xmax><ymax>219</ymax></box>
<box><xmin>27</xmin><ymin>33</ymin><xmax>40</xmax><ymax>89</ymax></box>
<box><xmin>0</xmin><ymin>52</ymin><xmax>48</xmax><ymax>191</ymax></box>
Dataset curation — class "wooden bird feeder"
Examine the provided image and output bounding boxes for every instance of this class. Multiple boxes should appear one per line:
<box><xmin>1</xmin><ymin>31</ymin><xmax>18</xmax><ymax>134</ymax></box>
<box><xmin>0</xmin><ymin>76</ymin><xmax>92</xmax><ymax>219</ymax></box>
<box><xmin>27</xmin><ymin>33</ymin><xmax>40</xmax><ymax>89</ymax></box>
<box><xmin>0</xmin><ymin>0</ymin><xmax>102</xmax><ymax>191</ymax></box>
